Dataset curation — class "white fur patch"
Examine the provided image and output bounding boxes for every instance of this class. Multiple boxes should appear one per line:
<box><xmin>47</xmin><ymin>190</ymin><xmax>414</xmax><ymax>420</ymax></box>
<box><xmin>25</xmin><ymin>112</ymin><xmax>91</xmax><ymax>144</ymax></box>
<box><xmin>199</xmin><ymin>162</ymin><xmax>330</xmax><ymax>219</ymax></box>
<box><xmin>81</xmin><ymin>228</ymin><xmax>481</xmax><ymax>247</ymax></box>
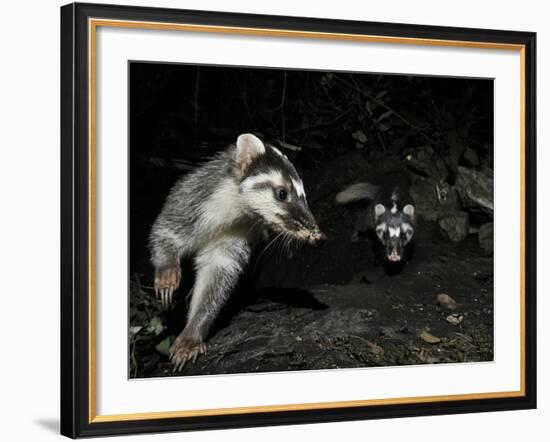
<box><xmin>241</xmin><ymin>170</ymin><xmax>287</xmax><ymax>229</ymax></box>
<box><xmin>199</xmin><ymin>178</ymin><xmax>242</xmax><ymax>234</ymax></box>
<box><xmin>402</xmin><ymin>222</ymin><xmax>414</xmax><ymax>243</ymax></box>
<box><xmin>388</xmin><ymin>226</ymin><xmax>401</xmax><ymax>238</ymax></box>
<box><xmin>376</xmin><ymin>222</ymin><xmax>387</xmax><ymax>240</ymax></box>
<box><xmin>391</xmin><ymin>202</ymin><xmax>398</xmax><ymax>214</ymax></box>
<box><xmin>291</xmin><ymin>178</ymin><xmax>306</xmax><ymax>198</ymax></box>
<box><xmin>242</xmin><ymin>169</ymin><xmax>285</xmax><ymax>191</ymax></box>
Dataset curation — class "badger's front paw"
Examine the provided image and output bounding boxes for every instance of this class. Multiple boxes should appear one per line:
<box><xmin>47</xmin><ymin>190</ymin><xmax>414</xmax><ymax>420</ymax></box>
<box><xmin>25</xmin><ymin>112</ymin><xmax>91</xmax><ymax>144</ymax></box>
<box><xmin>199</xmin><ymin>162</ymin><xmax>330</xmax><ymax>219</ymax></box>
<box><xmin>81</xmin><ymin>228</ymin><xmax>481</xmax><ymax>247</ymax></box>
<box><xmin>154</xmin><ymin>265</ymin><xmax>181</xmax><ymax>307</ymax></box>
<box><xmin>169</xmin><ymin>334</ymin><xmax>207</xmax><ymax>372</ymax></box>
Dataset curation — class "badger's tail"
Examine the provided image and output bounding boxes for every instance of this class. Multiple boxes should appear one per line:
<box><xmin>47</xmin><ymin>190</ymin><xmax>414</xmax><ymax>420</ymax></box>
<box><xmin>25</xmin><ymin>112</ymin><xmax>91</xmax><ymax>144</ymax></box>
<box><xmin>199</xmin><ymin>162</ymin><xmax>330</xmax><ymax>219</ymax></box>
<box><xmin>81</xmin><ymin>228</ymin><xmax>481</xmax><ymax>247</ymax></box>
<box><xmin>334</xmin><ymin>182</ymin><xmax>380</xmax><ymax>205</ymax></box>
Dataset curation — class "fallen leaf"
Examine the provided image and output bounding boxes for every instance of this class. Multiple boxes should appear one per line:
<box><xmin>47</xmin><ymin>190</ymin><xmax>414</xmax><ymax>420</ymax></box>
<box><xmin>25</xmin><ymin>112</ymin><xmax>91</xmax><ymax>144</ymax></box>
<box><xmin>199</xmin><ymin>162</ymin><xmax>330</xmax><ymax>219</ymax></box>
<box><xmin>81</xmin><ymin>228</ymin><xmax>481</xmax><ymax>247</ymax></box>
<box><xmin>147</xmin><ymin>316</ymin><xmax>165</xmax><ymax>336</ymax></box>
<box><xmin>155</xmin><ymin>336</ymin><xmax>174</xmax><ymax>356</ymax></box>
<box><xmin>420</xmin><ymin>330</ymin><xmax>442</xmax><ymax>344</ymax></box>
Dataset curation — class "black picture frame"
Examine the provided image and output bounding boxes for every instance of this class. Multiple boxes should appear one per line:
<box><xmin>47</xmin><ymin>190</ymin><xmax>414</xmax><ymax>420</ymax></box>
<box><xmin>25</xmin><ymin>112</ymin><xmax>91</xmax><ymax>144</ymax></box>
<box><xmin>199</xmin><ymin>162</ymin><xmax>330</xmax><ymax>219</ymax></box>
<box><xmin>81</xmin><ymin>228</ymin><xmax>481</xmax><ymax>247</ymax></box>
<box><xmin>61</xmin><ymin>2</ymin><xmax>537</xmax><ymax>438</ymax></box>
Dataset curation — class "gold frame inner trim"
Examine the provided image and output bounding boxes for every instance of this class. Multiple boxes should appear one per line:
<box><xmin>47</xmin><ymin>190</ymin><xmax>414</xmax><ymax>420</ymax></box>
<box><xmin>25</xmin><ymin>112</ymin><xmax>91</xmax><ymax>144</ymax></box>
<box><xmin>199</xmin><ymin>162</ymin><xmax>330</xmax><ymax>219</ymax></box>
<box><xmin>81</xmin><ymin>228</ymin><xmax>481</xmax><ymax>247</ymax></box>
<box><xmin>88</xmin><ymin>18</ymin><xmax>527</xmax><ymax>424</ymax></box>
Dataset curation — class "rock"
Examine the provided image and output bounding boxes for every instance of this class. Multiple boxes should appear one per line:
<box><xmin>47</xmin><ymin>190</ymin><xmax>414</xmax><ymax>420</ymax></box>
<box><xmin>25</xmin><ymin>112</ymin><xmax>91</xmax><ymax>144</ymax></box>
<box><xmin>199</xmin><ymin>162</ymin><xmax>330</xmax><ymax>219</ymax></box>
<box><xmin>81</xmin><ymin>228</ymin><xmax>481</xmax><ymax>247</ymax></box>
<box><xmin>406</xmin><ymin>145</ymin><xmax>449</xmax><ymax>181</ymax></box>
<box><xmin>438</xmin><ymin>211</ymin><xmax>470</xmax><ymax>241</ymax></box>
<box><xmin>434</xmin><ymin>181</ymin><xmax>460</xmax><ymax>214</ymax></box>
<box><xmin>446</xmin><ymin>314</ymin><xmax>464</xmax><ymax>326</ymax></box>
<box><xmin>478</xmin><ymin>222</ymin><xmax>494</xmax><ymax>255</ymax></box>
<box><xmin>437</xmin><ymin>293</ymin><xmax>458</xmax><ymax>310</ymax></box>
<box><xmin>455</xmin><ymin>166</ymin><xmax>494</xmax><ymax>216</ymax></box>
<box><xmin>410</xmin><ymin>177</ymin><xmax>440</xmax><ymax>221</ymax></box>
<box><xmin>365</xmin><ymin>340</ymin><xmax>384</xmax><ymax>356</ymax></box>
<box><xmin>410</xmin><ymin>177</ymin><xmax>460</xmax><ymax>222</ymax></box>
<box><xmin>420</xmin><ymin>330</ymin><xmax>441</xmax><ymax>344</ymax></box>
<box><xmin>335</xmin><ymin>182</ymin><xmax>380</xmax><ymax>205</ymax></box>
<box><xmin>463</xmin><ymin>147</ymin><xmax>480</xmax><ymax>167</ymax></box>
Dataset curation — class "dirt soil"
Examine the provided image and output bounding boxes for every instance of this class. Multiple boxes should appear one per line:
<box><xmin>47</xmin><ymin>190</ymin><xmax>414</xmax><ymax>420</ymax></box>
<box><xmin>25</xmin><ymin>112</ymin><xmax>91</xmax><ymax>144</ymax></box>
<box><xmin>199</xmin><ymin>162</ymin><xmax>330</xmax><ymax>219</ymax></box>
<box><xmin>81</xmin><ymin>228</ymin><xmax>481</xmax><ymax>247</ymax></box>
<box><xmin>129</xmin><ymin>150</ymin><xmax>493</xmax><ymax>378</ymax></box>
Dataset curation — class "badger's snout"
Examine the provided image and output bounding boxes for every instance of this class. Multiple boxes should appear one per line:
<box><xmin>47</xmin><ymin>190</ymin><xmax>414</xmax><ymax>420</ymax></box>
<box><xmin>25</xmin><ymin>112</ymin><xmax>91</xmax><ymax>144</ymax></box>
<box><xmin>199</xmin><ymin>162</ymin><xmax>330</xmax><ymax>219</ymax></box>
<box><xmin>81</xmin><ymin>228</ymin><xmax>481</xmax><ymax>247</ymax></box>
<box><xmin>306</xmin><ymin>229</ymin><xmax>326</xmax><ymax>246</ymax></box>
<box><xmin>388</xmin><ymin>249</ymin><xmax>401</xmax><ymax>262</ymax></box>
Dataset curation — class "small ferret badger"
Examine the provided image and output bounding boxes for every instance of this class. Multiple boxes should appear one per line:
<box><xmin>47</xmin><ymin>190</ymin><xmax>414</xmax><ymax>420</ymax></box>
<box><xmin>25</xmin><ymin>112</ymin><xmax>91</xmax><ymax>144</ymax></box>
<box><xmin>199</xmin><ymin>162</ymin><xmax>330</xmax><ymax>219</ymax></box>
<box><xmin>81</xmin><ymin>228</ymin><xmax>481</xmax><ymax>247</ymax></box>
<box><xmin>149</xmin><ymin>134</ymin><xmax>325</xmax><ymax>371</ymax></box>
<box><xmin>336</xmin><ymin>182</ymin><xmax>416</xmax><ymax>266</ymax></box>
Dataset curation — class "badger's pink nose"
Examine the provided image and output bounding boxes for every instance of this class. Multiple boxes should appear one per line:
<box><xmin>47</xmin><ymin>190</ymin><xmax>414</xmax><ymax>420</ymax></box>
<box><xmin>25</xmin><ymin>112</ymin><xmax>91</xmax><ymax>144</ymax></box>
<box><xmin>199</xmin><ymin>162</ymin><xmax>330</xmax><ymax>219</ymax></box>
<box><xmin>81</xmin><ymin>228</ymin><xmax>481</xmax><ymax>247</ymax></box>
<box><xmin>388</xmin><ymin>251</ymin><xmax>401</xmax><ymax>262</ymax></box>
<box><xmin>309</xmin><ymin>231</ymin><xmax>327</xmax><ymax>245</ymax></box>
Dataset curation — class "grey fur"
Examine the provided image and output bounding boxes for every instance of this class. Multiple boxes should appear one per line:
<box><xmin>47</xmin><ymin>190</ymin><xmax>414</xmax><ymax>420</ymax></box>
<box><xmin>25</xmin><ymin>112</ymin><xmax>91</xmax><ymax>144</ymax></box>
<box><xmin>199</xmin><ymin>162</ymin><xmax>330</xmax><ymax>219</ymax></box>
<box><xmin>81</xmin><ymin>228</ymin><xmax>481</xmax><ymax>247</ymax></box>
<box><xmin>149</xmin><ymin>134</ymin><xmax>324</xmax><ymax>370</ymax></box>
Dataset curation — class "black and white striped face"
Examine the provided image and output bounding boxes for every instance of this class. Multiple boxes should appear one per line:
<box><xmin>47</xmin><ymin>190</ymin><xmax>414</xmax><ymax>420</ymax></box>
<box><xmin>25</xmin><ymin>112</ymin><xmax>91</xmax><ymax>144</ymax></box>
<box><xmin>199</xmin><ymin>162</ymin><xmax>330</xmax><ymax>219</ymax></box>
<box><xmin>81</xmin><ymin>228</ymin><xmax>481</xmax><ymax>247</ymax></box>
<box><xmin>236</xmin><ymin>134</ymin><xmax>324</xmax><ymax>245</ymax></box>
<box><xmin>374</xmin><ymin>202</ymin><xmax>415</xmax><ymax>263</ymax></box>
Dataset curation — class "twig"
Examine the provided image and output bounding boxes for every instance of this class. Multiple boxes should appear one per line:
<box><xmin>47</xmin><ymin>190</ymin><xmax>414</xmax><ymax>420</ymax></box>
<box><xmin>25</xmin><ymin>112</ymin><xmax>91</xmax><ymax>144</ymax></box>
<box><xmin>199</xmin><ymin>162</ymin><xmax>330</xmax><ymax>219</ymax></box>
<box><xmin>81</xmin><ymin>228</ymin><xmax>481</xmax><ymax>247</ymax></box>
<box><xmin>286</xmin><ymin>107</ymin><xmax>354</xmax><ymax>134</ymax></box>
<box><xmin>335</xmin><ymin>74</ymin><xmax>443</xmax><ymax>147</ymax></box>
<box><xmin>233</xmin><ymin>72</ymin><xmax>254</xmax><ymax>130</ymax></box>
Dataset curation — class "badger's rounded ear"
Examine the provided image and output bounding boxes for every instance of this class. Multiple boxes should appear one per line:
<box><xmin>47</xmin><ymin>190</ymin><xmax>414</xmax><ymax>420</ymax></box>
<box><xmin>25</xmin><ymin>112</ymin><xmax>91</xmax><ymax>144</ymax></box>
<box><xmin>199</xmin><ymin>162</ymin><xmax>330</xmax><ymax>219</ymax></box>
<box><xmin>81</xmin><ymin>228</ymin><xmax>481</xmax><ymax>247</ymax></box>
<box><xmin>236</xmin><ymin>133</ymin><xmax>265</xmax><ymax>175</ymax></box>
<box><xmin>374</xmin><ymin>204</ymin><xmax>386</xmax><ymax>218</ymax></box>
<box><xmin>403</xmin><ymin>204</ymin><xmax>415</xmax><ymax>218</ymax></box>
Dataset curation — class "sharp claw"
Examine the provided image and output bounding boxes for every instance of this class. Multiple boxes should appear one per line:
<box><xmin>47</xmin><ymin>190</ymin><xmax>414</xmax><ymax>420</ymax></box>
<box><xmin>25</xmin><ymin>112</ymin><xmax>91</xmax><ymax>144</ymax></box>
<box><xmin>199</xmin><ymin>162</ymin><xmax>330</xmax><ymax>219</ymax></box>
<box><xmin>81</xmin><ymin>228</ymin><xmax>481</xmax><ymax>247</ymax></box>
<box><xmin>192</xmin><ymin>351</ymin><xmax>198</xmax><ymax>364</ymax></box>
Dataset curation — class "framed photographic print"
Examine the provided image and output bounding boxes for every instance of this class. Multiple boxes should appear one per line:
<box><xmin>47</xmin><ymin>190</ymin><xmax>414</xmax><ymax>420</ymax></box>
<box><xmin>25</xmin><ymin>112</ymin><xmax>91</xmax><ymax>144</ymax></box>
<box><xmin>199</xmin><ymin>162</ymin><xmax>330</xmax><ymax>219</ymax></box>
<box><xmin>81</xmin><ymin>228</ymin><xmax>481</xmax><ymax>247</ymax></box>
<box><xmin>60</xmin><ymin>2</ymin><xmax>537</xmax><ymax>438</ymax></box>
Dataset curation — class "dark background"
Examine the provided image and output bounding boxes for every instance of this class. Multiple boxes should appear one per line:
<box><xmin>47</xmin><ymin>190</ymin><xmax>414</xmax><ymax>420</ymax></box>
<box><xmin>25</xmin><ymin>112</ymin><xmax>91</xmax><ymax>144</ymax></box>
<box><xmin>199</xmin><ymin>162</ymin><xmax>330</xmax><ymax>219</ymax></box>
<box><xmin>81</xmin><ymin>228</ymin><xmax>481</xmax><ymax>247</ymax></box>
<box><xmin>129</xmin><ymin>62</ymin><xmax>494</xmax><ymax>378</ymax></box>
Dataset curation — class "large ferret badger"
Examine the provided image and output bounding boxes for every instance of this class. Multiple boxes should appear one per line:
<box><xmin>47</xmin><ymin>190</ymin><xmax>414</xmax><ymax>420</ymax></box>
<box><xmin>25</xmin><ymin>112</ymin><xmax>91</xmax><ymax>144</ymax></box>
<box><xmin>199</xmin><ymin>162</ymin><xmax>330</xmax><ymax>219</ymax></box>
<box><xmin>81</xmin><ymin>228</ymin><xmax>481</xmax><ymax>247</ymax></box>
<box><xmin>150</xmin><ymin>134</ymin><xmax>325</xmax><ymax>371</ymax></box>
<box><xmin>336</xmin><ymin>181</ymin><xmax>416</xmax><ymax>266</ymax></box>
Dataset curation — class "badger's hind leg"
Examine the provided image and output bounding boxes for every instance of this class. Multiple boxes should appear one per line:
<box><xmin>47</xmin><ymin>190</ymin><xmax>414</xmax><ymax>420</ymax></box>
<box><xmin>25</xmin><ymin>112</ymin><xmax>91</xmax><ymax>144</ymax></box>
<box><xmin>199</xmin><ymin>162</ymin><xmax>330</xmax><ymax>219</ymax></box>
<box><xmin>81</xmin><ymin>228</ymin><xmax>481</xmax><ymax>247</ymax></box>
<box><xmin>170</xmin><ymin>237</ymin><xmax>250</xmax><ymax>371</ymax></box>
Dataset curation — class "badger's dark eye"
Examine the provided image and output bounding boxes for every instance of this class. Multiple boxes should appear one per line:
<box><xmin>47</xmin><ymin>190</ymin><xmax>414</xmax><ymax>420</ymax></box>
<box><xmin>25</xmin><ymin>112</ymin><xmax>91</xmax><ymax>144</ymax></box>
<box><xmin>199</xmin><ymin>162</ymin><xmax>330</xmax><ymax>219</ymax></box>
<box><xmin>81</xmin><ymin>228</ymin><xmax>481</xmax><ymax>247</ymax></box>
<box><xmin>276</xmin><ymin>188</ymin><xmax>288</xmax><ymax>201</ymax></box>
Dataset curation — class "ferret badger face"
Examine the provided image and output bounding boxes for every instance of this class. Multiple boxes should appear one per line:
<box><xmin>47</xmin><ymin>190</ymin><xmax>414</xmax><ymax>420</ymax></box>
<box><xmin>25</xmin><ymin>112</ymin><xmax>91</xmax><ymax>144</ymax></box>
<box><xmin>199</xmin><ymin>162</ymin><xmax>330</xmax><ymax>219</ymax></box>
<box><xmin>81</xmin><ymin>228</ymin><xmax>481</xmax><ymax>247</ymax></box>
<box><xmin>374</xmin><ymin>200</ymin><xmax>415</xmax><ymax>263</ymax></box>
<box><xmin>236</xmin><ymin>134</ymin><xmax>325</xmax><ymax>245</ymax></box>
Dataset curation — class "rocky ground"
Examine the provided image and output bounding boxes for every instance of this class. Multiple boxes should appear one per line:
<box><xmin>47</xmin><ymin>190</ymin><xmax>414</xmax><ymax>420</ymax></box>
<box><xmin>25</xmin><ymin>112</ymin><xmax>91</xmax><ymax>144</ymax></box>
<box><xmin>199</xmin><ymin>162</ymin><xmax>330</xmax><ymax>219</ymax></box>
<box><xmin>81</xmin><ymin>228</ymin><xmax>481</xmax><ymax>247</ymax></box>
<box><xmin>129</xmin><ymin>144</ymin><xmax>494</xmax><ymax>378</ymax></box>
<box><xmin>130</xmin><ymin>210</ymin><xmax>493</xmax><ymax>378</ymax></box>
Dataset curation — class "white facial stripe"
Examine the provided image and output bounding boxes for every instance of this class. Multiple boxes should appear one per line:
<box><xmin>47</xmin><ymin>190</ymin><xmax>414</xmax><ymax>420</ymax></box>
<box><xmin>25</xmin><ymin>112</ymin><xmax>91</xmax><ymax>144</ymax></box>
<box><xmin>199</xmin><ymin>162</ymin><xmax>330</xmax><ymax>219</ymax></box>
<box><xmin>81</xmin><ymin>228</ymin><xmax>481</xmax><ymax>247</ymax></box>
<box><xmin>242</xmin><ymin>169</ymin><xmax>285</xmax><ymax>191</ymax></box>
<box><xmin>403</xmin><ymin>223</ymin><xmax>414</xmax><ymax>241</ymax></box>
<box><xmin>291</xmin><ymin>178</ymin><xmax>305</xmax><ymax>198</ymax></box>
<box><xmin>376</xmin><ymin>222</ymin><xmax>387</xmax><ymax>239</ymax></box>
<box><xmin>391</xmin><ymin>202</ymin><xmax>398</xmax><ymax>214</ymax></box>
<box><xmin>388</xmin><ymin>226</ymin><xmax>400</xmax><ymax>238</ymax></box>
